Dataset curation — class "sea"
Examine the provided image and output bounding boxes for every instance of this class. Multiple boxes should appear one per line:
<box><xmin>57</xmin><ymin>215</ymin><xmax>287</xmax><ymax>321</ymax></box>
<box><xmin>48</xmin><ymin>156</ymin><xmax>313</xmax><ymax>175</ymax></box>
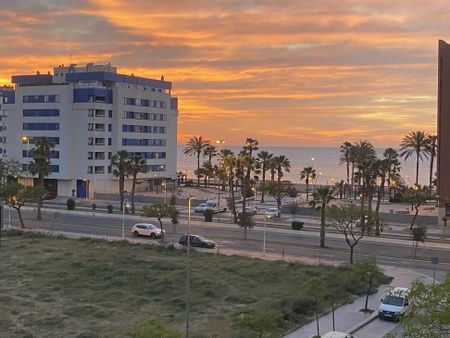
<box><xmin>177</xmin><ymin>145</ymin><xmax>433</xmax><ymax>186</ymax></box>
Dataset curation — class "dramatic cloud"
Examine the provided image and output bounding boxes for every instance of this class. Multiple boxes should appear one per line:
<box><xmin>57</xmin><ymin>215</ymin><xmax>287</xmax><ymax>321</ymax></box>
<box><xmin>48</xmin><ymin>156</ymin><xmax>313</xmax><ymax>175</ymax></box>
<box><xmin>0</xmin><ymin>0</ymin><xmax>444</xmax><ymax>146</ymax></box>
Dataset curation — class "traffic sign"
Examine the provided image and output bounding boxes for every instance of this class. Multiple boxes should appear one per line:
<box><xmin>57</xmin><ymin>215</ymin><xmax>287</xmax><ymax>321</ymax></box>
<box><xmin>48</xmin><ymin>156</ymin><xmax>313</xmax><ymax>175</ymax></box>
<box><xmin>431</xmin><ymin>256</ymin><xmax>439</xmax><ymax>265</ymax></box>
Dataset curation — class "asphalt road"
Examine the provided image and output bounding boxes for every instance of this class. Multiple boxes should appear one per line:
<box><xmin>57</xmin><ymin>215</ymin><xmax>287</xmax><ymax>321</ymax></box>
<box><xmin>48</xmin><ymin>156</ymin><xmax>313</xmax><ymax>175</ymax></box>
<box><xmin>10</xmin><ymin>208</ymin><xmax>450</xmax><ymax>282</ymax></box>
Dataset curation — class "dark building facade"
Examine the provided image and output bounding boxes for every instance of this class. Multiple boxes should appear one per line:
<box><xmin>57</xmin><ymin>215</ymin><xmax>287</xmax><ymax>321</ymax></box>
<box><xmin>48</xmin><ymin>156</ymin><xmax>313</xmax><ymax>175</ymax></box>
<box><xmin>438</xmin><ymin>40</ymin><xmax>450</xmax><ymax>223</ymax></box>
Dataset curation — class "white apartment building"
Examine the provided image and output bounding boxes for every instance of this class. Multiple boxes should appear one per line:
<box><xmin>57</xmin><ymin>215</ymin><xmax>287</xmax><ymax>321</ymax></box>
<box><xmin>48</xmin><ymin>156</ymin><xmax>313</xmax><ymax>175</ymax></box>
<box><xmin>0</xmin><ymin>63</ymin><xmax>178</xmax><ymax>198</ymax></box>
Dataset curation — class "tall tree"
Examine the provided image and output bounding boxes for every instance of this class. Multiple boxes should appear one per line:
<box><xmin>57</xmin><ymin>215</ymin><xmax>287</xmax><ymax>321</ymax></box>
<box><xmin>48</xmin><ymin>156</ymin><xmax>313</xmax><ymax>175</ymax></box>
<box><xmin>256</xmin><ymin>151</ymin><xmax>273</xmax><ymax>203</ymax></box>
<box><xmin>402</xmin><ymin>275</ymin><xmax>450</xmax><ymax>338</ymax></box>
<box><xmin>29</xmin><ymin>137</ymin><xmax>55</xmax><ymax>220</ymax></box>
<box><xmin>400</xmin><ymin>131</ymin><xmax>429</xmax><ymax>186</ymax></box>
<box><xmin>374</xmin><ymin>158</ymin><xmax>390</xmax><ymax>235</ymax></box>
<box><xmin>203</xmin><ymin>145</ymin><xmax>217</xmax><ymax>187</ymax></box>
<box><xmin>340</xmin><ymin>141</ymin><xmax>353</xmax><ymax>185</ymax></box>
<box><xmin>128</xmin><ymin>155</ymin><xmax>148</xmax><ymax>214</ymax></box>
<box><xmin>141</xmin><ymin>203</ymin><xmax>178</xmax><ymax>242</ymax></box>
<box><xmin>271</xmin><ymin>155</ymin><xmax>291</xmax><ymax>211</ymax></box>
<box><xmin>326</xmin><ymin>204</ymin><xmax>371</xmax><ymax>264</ymax></box>
<box><xmin>0</xmin><ymin>182</ymin><xmax>45</xmax><ymax>228</ymax></box>
<box><xmin>310</xmin><ymin>187</ymin><xmax>335</xmax><ymax>248</ymax></box>
<box><xmin>383</xmin><ymin>148</ymin><xmax>401</xmax><ymax>198</ymax></box>
<box><xmin>425</xmin><ymin>134</ymin><xmax>437</xmax><ymax>189</ymax></box>
<box><xmin>223</xmin><ymin>154</ymin><xmax>238</xmax><ymax>223</ymax></box>
<box><xmin>111</xmin><ymin>150</ymin><xmax>130</xmax><ymax>210</ymax></box>
<box><xmin>183</xmin><ymin>136</ymin><xmax>210</xmax><ymax>186</ymax></box>
<box><xmin>300</xmin><ymin>166</ymin><xmax>316</xmax><ymax>200</ymax></box>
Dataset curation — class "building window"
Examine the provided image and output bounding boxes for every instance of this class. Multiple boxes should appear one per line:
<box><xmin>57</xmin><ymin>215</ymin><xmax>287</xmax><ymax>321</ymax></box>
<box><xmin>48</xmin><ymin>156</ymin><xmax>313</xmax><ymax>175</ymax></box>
<box><xmin>23</xmin><ymin>123</ymin><xmax>59</xmax><ymax>131</ymax></box>
<box><xmin>88</xmin><ymin>152</ymin><xmax>93</xmax><ymax>160</ymax></box>
<box><xmin>87</xmin><ymin>166</ymin><xmax>93</xmax><ymax>174</ymax></box>
<box><xmin>108</xmin><ymin>138</ymin><xmax>112</xmax><ymax>146</ymax></box>
<box><xmin>94</xmin><ymin>166</ymin><xmax>105</xmax><ymax>174</ymax></box>
<box><xmin>108</xmin><ymin>165</ymin><xmax>112</xmax><ymax>173</ymax></box>
<box><xmin>23</xmin><ymin>95</ymin><xmax>60</xmax><ymax>103</ymax></box>
<box><xmin>23</xmin><ymin>109</ymin><xmax>59</xmax><ymax>117</ymax></box>
<box><xmin>49</xmin><ymin>165</ymin><xmax>60</xmax><ymax>173</ymax></box>
<box><xmin>108</xmin><ymin>110</ymin><xmax>113</xmax><ymax>118</ymax></box>
<box><xmin>108</xmin><ymin>124</ymin><xmax>112</xmax><ymax>132</ymax></box>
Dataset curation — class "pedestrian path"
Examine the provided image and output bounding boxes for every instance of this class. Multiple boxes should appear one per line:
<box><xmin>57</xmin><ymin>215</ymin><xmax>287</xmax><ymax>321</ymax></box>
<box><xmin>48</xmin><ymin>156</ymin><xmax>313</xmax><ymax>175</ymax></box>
<box><xmin>283</xmin><ymin>266</ymin><xmax>434</xmax><ymax>338</ymax></box>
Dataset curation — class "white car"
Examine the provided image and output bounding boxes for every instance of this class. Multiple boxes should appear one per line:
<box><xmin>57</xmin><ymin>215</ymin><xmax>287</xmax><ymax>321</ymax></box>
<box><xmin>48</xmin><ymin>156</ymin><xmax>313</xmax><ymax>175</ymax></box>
<box><xmin>238</xmin><ymin>206</ymin><xmax>258</xmax><ymax>216</ymax></box>
<box><xmin>265</xmin><ymin>207</ymin><xmax>280</xmax><ymax>218</ymax></box>
<box><xmin>131</xmin><ymin>223</ymin><xmax>164</xmax><ymax>239</ymax></box>
<box><xmin>378</xmin><ymin>287</ymin><xmax>410</xmax><ymax>321</ymax></box>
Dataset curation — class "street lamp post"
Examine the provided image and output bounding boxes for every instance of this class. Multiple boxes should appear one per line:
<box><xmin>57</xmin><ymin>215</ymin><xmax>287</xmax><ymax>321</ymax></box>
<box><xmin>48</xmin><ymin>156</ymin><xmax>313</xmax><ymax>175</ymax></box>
<box><xmin>162</xmin><ymin>180</ymin><xmax>167</xmax><ymax>204</ymax></box>
<box><xmin>185</xmin><ymin>195</ymin><xmax>194</xmax><ymax>338</ymax></box>
<box><xmin>21</xmin><ymin>136</ymin><xmax>30</xmax><ymax>174</ymax></box>
<box><xmin>122</xmin><ymin>199</ymin><xmax>128</xmax><ymax>239</ymax></box>
<box><xmin>263</xmin><ymin>216</ymin><xmax>269</xmax><ymax>256</ymax></box>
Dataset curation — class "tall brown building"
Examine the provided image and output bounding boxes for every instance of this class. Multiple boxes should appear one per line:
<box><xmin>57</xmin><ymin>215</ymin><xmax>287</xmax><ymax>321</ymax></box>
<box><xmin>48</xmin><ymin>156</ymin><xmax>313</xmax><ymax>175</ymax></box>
<box><xmin>438</xmin><ymin>40</ymin><xmax>450</xmax><ymax>223</ymax></box>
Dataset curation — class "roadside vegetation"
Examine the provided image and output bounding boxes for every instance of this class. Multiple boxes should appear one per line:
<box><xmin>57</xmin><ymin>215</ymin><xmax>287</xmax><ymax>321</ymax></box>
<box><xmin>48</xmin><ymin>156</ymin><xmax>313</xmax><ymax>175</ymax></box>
<box><xmin>0</xmin><ymin>231</ymin><xmax>391</xmax><ymax>338</ymax></box>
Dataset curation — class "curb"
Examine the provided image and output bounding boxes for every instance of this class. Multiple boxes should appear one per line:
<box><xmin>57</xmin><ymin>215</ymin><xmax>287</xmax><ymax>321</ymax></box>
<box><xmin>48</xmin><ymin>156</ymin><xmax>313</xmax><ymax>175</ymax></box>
<box><xmin>348</xmin><ymin>312</ymin><xmax>379</xmax><ymax>334</ymax></box>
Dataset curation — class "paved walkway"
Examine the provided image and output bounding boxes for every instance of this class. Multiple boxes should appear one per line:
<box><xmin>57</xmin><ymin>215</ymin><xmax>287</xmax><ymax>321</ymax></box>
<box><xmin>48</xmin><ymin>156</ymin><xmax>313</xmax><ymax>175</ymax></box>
<box><xmin>284</xmin><ymin>266</ymin><xmax>435</xmax><ymax>338</ymax></box>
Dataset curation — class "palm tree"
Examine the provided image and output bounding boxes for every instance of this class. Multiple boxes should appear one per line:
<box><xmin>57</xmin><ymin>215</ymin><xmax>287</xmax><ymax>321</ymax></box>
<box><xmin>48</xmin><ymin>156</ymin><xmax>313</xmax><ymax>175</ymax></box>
<box><xmin>310</xmin><ymin>187</ymin><xmax>335</xmax><ymax>247</ymax></box>
<box><xmin>223</xmin><ymin>154</ymin><xmax>238</xmax><ymax>223</ymax></box>
<box><xmin>383</xmin><ymin>148</ymin><xmax>401</xmax><ymax>198</ymax></box>
<box><xmin>183</xmin><ymin>136</ymin><xmax>211</xmax><ymax>185</ymax></box>
<box><xmin>111</xmin><ymin>150</ymin><xmax>130</xmax><ymax>210</ymax></box>
<box><xmin>202</xmin><ymin>145</ymin><xmax>217</xmax><ymax>187</ymax></box>
<box><xmin>256</xmin><ymin>151</ymin><xmax>273</xmax><ymax>203</ymax></box>
<box><xmin>300</xmin><ymin>166</ymin><xmax>317</xmax><ymax>200</ymax></box>
<box><xmin>425</xmin><ymin>134</ymin><xmax>437</xmax><ymax>189</ymax></box>
<box><xmin>400</xmin><ymin>131</ymin><xmax>429</xmax><ymax>186</ymax></box>
<box><xmin>374</xmin><ymin>158</ymin><xmax>390</xmax><ymax>235</ymax></box>
<box><xmin>128</xmin><ymin>155</ymin><xmax>148</xmax><ymax>214</ymax></box>
<box><xmin>29</xmin><ymin>137</ymin><xmax>55</xmax><ymax>220</ymax></box>
<box><xmin>272</xmin><ymin>155</ymin><xmax>291</xmax><ymax>210</ymax></box>
<box><xmin>243</xmin><ymin>138</ymin><xmax>259</xmax><ymax>158</ymax></box>
<box><xmin>340</xmin><ymin>141</ymin><xmax>353</xmax><ymax>185</ymax></box>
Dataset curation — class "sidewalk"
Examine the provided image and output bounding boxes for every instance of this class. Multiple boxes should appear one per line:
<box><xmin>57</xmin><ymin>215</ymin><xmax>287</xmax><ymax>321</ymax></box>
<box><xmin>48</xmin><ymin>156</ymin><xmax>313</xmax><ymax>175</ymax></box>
<box><xmin>283</xmin><ymin>266</ymin><xmax>434</xmax><ymax>338</ymax></box>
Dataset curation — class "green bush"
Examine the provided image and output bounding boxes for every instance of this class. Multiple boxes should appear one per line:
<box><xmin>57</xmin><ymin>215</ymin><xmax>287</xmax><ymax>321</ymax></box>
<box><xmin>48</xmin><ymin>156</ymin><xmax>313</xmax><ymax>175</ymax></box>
<box><xmin>66</xmin><ymin>198</ymin><xmax>76</xmax><ymax>210</ymax></box>
<box><xmin>291</xmin><ymin>221</ymin><xmax>304</xmax><ymax>230</ymax></box>
<box><xmin>92</xmin><ymin>203</ymin><xmax>97</xmax><ymax>210</ymax></box>
<box><xmin>107</xmin><ymin>204</ymin><xmax>114</xmax><ymax>213</ymax></box>
<box><xmin>204</xmin><ymin>209</ymin><xmax>214</xmax><ymax>222</ymax></box>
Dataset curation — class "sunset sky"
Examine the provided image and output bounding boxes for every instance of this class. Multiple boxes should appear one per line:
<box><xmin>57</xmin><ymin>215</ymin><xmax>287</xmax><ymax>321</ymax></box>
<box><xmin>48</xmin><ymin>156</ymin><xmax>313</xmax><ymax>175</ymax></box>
<box><xmin>0</xmin><ymin>0</ymin><xmax>445</xmax><ymax>147</ymax></box>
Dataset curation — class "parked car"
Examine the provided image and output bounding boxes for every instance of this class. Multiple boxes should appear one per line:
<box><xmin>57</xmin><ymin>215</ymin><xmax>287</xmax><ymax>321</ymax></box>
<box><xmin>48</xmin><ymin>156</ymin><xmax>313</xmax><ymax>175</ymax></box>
<box><xmin>179</xmin><ymin>234</ymin><xmax>216</xmax><ymax>249</ymax></box>
<box><xmin>193</xmin><ymin>203</ymin><xmax>212</xmax><ymax>213</ymax></box>
<box><xmin>265</xmin><ymin>207</ymin><xmax>280</xmax><ymax>218</ymax></box>
<box><xmin>237</xmin><ymin>206</ymin><xmax>258</xmax><ymax>216</ymax></box>
<box><xmin>43</xmin><ymin>191</ymin><xmax>57</xmax><ymax>200</ymax></box>
<box><xmin>321</xmin><ymin>332</ymin><xmax>356</xmax><ymax>338</ymax></box>
<box><xmin>131</xmin><ymin>223</ymin><xmax>164</xmax><ymax>239</ymax></box>
<box><xmin>378</xmin><ymin>287</ymin><xmax>410</xmax><ymax>321</ymax></box>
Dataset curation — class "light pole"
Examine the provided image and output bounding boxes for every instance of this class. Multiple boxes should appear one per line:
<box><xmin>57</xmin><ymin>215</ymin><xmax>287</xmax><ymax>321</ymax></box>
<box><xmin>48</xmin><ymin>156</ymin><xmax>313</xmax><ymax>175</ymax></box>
<box><xmin>21</xmin><ymin>135</ymin><xmax>30</xmax><ymax>175</ymax></box>
<box><xmin>162</xmin><ymin>180</ymin><xmax>167</xmax><ymax>204</ymax></box>
<box><xmin>263</xmin><ymin>215</ymin><xmax>269</xmax><ymax>256</ymax></box>
<box><xmin>122</xmin><ymin>198</ymin><xmax>129</xmax><ymax>239</ymax></box>
<box><xmin>185</xmin><ymin>195</ymin><xmax>194</xmax><ymax>338</ymax></box>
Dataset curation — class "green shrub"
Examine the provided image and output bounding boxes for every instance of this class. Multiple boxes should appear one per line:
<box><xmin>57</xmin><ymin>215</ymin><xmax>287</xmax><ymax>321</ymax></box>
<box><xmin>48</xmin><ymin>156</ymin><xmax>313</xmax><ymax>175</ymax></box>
<box><xmin>92</xmin><ymin>203</ymin><xmax>97</xmax><ymax>210</ymax></box>
<box><xmin>291</xmin><ymin>221</ymin><xmax>304</xmax><ymax>230</ymax></box>
<box><xmin>66</xmin><ymin>198</ymin><xmax>76</xmax><ymax>210</ymax></box>
<box><xmin>107</xmin><ymin>204</ymin><xmax>114</xmax><ymax>213</ymax></box>
<box><xmin>204</xmin><ymin>209</ymin><xmax>214</xmax><ymax>222</ymax></box>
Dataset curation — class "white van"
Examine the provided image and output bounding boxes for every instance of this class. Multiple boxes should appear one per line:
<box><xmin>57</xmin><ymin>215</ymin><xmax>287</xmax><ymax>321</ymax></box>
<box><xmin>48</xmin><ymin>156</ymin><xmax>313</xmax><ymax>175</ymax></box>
<box><xmin>378</xmin><ymin>287</ymin><xmax>410</xmax><ymax>321</ymax></box>
<box><xmin>205</xmin><ymin>198</ymin><xmax>228</xmax><ymax>213</ymax></box>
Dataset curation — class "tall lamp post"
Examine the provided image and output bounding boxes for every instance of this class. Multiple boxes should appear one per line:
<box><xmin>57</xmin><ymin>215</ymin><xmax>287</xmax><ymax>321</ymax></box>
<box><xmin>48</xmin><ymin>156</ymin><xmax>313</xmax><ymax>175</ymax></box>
<box><xmin>122</xmin><ymin>198</ymin><xmax>129</xmax><ymax>239</ymax></box>
<box><xmin>185</xmin><ymin>195</ymin><xmax>194</xmax><ymax>338</ymax></box>
<box><xmin>162</xmin><ymin>180</ymin><xmax>167</xmax><ymax>204</ymax></box>
<box><xmin>21</xmin><ymin>135</ymin><xmax>30</xmax><ymax>174</ymax></box>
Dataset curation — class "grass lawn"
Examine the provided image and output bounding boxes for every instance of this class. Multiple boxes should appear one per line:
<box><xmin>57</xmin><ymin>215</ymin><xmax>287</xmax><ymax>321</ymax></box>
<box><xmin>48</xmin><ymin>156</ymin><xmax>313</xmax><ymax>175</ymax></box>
<box><xmin>0</xmin><ymin>231</ymin><xmax>392</xmax><ymax>338</ymax></box>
